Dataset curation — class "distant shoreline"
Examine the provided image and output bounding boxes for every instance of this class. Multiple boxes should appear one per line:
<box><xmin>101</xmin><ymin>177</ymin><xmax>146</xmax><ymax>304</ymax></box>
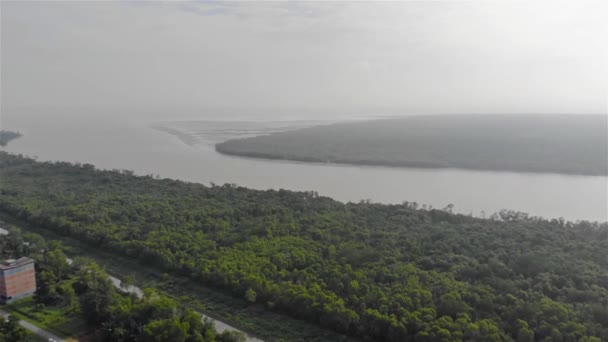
<box><xmin>214</xmin><ymin>145</ymin><xmax>607</xmax><ymax>177</ymax></box>
<box><xmin>151</xmin><ymin>125</ymin><xmax>199</xmax><ymax>146</ymax></box>
<box><xmin>215</xmin><ymin>114</ymin><xmax>608</xmax><ymax>177</ymax></box>
<box><xmin>0</xmin><ymin>130</ymin><xmax>22</xmax><ymax>147</ymax></box>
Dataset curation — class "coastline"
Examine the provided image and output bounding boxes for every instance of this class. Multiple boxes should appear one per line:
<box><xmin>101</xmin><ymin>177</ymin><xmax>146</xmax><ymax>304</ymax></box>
<box><xmin>0</xmin><ymin>130</ymin><xmax>22</xmax><ymax>147</ymax></box>
<box><xmin>214</xmin><ymin>143</ymin><xmax>608</xmax><ymax>178</ymax></box>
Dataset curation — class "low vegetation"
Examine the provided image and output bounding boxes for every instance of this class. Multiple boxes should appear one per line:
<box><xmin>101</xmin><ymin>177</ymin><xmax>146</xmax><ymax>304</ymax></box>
<box><xmin>0</xmin><ymin>152</ymin><xmax>607</xmax><ymax>341</ymax></box>
<box><xmin>216</xmin><ymin>114</ymin><xmax>608</xmax><ymax>176</ymax></box>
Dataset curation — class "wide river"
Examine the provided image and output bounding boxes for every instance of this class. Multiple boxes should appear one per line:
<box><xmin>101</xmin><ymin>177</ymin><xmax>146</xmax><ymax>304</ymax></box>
<box><xmin>2</xmin><ymin>109</ymin><xmax>607</xmax><ymax>222</ymax></box>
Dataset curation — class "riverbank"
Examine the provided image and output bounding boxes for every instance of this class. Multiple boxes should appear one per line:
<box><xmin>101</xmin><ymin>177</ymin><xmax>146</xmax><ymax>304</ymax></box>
<box><xmin>0</xmin><ymin>130</ymin><xmax>22</xmax><ymax>147</ymax></box>
<box><xmin>215</xmin><ymin>114</ymin><xmax>608</xmax><ymax>176</ymax></box>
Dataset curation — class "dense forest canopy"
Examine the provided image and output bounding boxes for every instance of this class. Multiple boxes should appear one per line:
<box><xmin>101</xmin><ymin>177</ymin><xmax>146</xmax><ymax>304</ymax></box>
<box><xmin>0</xmin><ymin>131</ymin><xmax>22</xmax><ymax>147</ymax></box>
<box><xmin>216</xmin><ymin>114</ymin><xmax>608</xmax><ymax>176</ymax></box>
<box><xmin>0</xmin><ymin>152</ymin><xmax>607</xmax><ymax>341</ymax></box>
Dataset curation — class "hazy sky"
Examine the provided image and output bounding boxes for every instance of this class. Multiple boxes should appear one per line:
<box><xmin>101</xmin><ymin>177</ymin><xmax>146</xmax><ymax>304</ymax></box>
<box><xmin>1</xmin><ymin>0</ymin><xmax>606</xmax><ymax>115</ymax></box>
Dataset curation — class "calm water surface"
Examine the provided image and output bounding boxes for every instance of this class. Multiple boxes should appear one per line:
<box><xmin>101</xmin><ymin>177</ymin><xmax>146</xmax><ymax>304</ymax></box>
<box><xmin>3</xmin><ymin>110</ymin><xmax>606</xmax><ymax>222</ymax></box>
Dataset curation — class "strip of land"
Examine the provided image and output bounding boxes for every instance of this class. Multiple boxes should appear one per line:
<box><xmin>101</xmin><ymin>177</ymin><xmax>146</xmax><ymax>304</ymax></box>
<box><xmin>216</xmin><ymin>114</ymin><xmax>608</xmax><ymax>176</ymax></box>
<box><xmin>0</xmin><ymin>131</ymin><xmax>22</xmax><ymax>147</ymax></box>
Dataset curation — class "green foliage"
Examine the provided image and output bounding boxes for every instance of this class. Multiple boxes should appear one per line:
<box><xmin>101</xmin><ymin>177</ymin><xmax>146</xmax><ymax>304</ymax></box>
<box><xmin>0</xmin><ymin>228</ymin><xmax>30</xmax><ymax>259</ymax></box>
<box><xmin>0</xmin><ymin>315</ymin><xmax>28</xmax><ymax>342</ymax></box>
<box><xmin>144</xmin><ymin>317</ymin><xmax>188</xmax><ymax>342</ymax></box>
<box><xmin>75</xmin><ymin>263</ymin><xmax>117</xmax><ymax>324</ymax></box>
<box><xmin>102</xmin><ymin>289</ymin><xmax>228</xmax><ymax>342</ymax></box>
<box><xmin>4</xmin><ymin>296</ymin><xmax>86</xmax><ymax>340</ymax></box>
<box><xmin>217</xmin><ymin>330</ymin><xmax>247</xmax><ymax>342</ymax></box>
<box><xmin>1</xmin><ymin>152</ymin><xmax>607</xmax><ymax>340</ymax></box>
<box><xmin>1</xmin><ymin>230</ymin><xmax>231</xmax><ymax>342</ymax></box>
<box><xmin>244</xmin><ymin>288</ymin><xmax>256</xmax><ymax>303</ymax></box>
<box><xmin>34</xmin><ymin>248</ymin><xmax>71</xmax><ymax>305</ymax></box>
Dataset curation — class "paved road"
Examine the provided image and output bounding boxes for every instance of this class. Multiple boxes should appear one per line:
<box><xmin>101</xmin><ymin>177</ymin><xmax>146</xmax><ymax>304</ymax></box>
<box><xmin>0</xmin><ymin>309</ymin><xmax>66</xmax><ymax>342</ymax></box>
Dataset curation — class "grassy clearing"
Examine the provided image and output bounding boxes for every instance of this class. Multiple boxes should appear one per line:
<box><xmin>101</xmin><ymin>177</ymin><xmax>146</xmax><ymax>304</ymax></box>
<box><xmin>4</xmin><ymin>296</ymin><xmax>88</xmax><ymax>340</ymax></box>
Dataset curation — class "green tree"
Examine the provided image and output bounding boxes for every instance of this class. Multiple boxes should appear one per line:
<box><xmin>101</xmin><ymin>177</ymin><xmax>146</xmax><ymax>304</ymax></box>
<box><xmin>245</xmin><ymin>288</ymin><xmax>257</xmax><ymax>303</ymax></box>
<box><xmin>144</xmin><ymin>318</ymin><xmax>188</xmax><ymax>342</ymax></box>
<box><xmin>516</xmin><ymin>320</ymin><xmax>534</xmax><ymax>342</ymax></box>
<box><xmin>76</xmin><ymin>264</ymin><xmax>117</xmax><ymax>324</ymax></box>
<box><xmin>0</xmin><ymin>315</ymin><xmax>28</xmax><ymax>342</ymax></box>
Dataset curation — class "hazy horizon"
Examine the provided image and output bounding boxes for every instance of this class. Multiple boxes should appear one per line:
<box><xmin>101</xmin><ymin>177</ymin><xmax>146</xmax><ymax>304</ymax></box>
<box><xmin>2</xmin><ymin>0</ymin><xmax>607</xmax><ymax>118</ymax></box>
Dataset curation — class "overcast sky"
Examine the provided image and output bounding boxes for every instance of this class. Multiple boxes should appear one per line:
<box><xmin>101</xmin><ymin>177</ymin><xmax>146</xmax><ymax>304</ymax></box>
<box><xmin>1</xmin><ymin>0</ymin><xmax>606</xmax><ymax>116</ymax></box>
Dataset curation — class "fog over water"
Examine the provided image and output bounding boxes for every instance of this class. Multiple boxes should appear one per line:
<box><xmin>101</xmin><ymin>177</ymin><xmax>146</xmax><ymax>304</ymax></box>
<box><xmin>2</xmin><ymin>109</ymin><xmax>606</xmax><ymax>222</ymax></box>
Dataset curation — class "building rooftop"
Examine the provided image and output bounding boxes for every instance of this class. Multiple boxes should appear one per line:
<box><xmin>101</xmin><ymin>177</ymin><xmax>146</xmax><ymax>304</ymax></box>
<box><xmin>0</xmin><ymin>257</ymin><xmax>34</xmax><ymax>270</ymax></box>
